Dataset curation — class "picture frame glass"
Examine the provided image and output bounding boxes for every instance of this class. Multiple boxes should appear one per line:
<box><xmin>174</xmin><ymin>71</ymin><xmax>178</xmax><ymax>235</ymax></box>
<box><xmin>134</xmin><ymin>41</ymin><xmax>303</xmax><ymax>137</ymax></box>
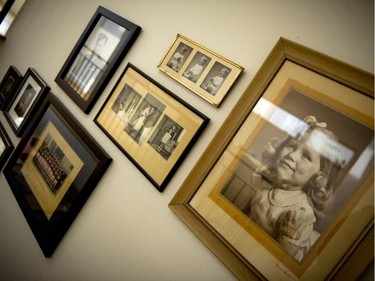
<box><xmin>63</xmin><ymin>16</ymin><xmax>128</xmax><ymax>101</ymax></box>
<box><xmin>7</xmin><ymin>74</ymin><xmax>41</xmax><ymax>128</ymax></box>
<box><xmin>95</xmin><ymin>64</ymin><xmax>209</xmax><ymax>191</ymax></box>
<box><xmin>188</xmin><ymin>60</ymin><xmax>373</xmax><ymax>279</ymax></box>
<box><xmin>158</xmin><ymin>34</ymin><xmax>243</xmax><ymax>107</ymax></box>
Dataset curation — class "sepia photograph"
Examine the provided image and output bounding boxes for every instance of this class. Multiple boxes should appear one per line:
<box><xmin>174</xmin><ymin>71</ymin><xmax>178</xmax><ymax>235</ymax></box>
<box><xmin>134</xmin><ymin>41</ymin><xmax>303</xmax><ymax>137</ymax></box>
<box><xmin>166</xmin><ymin>42</ymin><xmax>192</xmax><ymax>73</ymax></box>
<box><xmin>95</xmin><ymin>63</ymin><xmax>209</xmax><ymax>191</ymax></box>
<box><xmin>200</xmin><ymin>62</ymin><xmax>232</xmax><ymax>96</ymax></box>
<box><xmin>220</xmin><ymin>87</ymin><xmax>373</xmax><ymax>262</ymax></box>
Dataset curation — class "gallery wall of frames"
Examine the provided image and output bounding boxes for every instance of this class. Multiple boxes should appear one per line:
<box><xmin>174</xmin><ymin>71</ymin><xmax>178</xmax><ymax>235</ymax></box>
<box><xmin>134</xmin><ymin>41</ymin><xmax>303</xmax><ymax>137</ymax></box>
<box><xmin>0</xmin><ymin>1</ymin><xmax>373</xmax><ymax>280</ymax></box>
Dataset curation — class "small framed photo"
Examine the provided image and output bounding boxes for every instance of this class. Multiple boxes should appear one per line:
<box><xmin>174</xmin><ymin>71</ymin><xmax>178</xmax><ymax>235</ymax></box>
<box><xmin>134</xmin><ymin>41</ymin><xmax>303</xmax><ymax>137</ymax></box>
<box><xmin>158</xmin><ymin>34</ymin><xmax>244</xmax><ymax>107</ymax></box>
<box><xmin>0</xmin><ymin>65</ymin><xmax>22</xmax><ymax>111</ymax></box>
<box><xmin>4</xmin><ymin>67</ymin><xmax>50</xmax><ymax>137</ymax></box>
<box><xmin>95</xmin><ymin>63</ymin><xmax>209</xmax><ymax>192</ymax></box>
<box><xmin>0</xmin><ymin>121</ymin><xmax>14</xmax><ymax>170</ymax></box>
<box><xmin>55</xmin><ymin>6</ymin><xmax>141</xmax><ymax>114</ymax></box>
<box><xmin>169</xmin><ymin>38</ymin><xmax>374</xmax><ymax>280</ymax></box>
<box><xmin>3</xmin><ymin>93</ymin><xmax>112</xmax><ymax>257</ymax></box>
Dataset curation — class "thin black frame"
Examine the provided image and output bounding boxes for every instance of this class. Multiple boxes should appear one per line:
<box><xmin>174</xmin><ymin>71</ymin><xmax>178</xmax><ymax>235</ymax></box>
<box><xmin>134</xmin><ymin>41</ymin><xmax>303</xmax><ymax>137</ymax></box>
<box><xmin>0</xmin><ymin>121</ymin><xmax>14</xmax><ymax>170</ymax></box>
<box><xmin>94</xmin><ymin>63</ymin><xmax>210</xmax><ymax>192</ymax></box>
<box><xmin>3</xmin><ymin>93</ymin><xmax>112</xmax><ymax>257</ymax></box>
<box><xmin>0</xmin><ymin>65</ymin><xmax>22</xmax><ymax>111</ymax></box>
<box><xmin>55</xmin><ymin>6</ymin><xmax>141</xmax><ymax>114</ymax></box>
<box><xmin>3</xmin><ymin>67</ymin><xmax>50</xmax><ymax>137</ymax></box>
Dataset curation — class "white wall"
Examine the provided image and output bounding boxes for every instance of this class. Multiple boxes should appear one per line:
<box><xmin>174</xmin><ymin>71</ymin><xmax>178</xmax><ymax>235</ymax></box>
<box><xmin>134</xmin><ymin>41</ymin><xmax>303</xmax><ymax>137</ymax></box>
<box><xmin>0</xmin><ymin>0</ymin><xmax>373</xmax><ymax>280</ymax></box>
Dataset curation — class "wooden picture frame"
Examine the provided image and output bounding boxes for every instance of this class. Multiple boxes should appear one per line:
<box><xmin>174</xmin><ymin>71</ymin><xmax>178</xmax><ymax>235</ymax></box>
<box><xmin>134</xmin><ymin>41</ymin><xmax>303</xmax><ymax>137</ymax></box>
<box><xmin>158</xmin><ymin>34</ymin><xmax>244</xmax><ymax>107</ymax></box>
<box><xmin>0</xmin><ymin>121</ymin><xmax>14</xmax><ymax>170</ymax></box>
<box><xmin>4</xmin><ymin>67</ymin><xmax>50</xmax><ymax>137</ymax></box>
<box><xmin>3</xmin><ymin>93</ymin><xmax>112</xmax><ymax>257</ymax></box>
<box><xmin>169</xmin><ymin>37</ymin><xmax>374</xmax><ymax>280</ymax></box>
<box><xmin>55</xmin><ymin>6</ymin><xmax>141</xmax><ymax>114</ymax></box>
<box><xmin>94</xmin><ymin>63</ymin><xmax>209</xmax><ymax>192</ymax></box>
<box><xmin>0</xmin><ymin>65</ymin><xmax>22</xmax><ymax>111</ymax></box>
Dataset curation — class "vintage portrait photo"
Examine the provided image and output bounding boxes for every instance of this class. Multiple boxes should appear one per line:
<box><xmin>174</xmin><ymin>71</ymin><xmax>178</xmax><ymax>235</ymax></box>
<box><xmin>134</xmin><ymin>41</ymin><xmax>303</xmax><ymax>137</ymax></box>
<box><xmin>64</xmin><ymin>16</ymin><xmax>127</xmax><ymax>100</ymax></box>
<box><xmin>124</xmin><ymin>93</ymin><xmax>165</xmax><ymax>145</ymax></box>
<box><xmin>148</xmin><ymin>116</ymin><xmax>184</xmax><ymax>160</ymax></box>
<box><xmin>9</xmin><ymin>83</ymin><xmax>37</xmax><ymax>127</ymax></box>
<box><xmin>182</xmin><ymin>51</ymin><xmax>212</xmax><ymax>83</ymax></box>
<box><xmin>166</xmin><ymin>43</ymin><xmax>193</xmax><ymax>73</ymax></box>
<box><xmin>32</xmin><ymin>133</ymin><xmax>74</xmax><ymax>194</ymax></box>
<box><xmin>22</xmin><ymin>121</ymin><xmax>84</xmax><ymax>220</ymax></box>
<box><xmin>220</xmin><ymin>87</ymin><xmax>374</xmax><ymax>262</ymax></box>
<box><xmin>200</xmin><ymin>62</ymin><xmax>232</xmax><ymax>96</ymax></box>
<box><xmin>0</xmin><ymin>76</ymin><xmax>17</xmax><ymax>106</ymax></box>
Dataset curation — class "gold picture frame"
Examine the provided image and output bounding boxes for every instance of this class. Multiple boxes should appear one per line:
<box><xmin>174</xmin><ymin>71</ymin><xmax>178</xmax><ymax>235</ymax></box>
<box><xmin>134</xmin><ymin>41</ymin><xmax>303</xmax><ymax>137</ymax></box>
<box><xmin>169</xmin><ymin>37</ymin><xmax>374</xmax><ymax>280</ymax></box>
<box><xmin>158</xmin><ymin>34</ymin><xmax>244</xmax><ymax>107</ymax></box>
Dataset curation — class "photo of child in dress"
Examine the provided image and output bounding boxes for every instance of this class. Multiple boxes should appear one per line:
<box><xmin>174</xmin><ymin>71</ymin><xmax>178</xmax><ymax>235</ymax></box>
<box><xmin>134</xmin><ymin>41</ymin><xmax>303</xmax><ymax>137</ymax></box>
<box><xmin>221</xmin><ymin>88</ymin><xmax>374</xmax><ymax>262</ymax></box>
<box><xmin>200</xmin><ymin>62</ymin><xmax>231</xmax><ymax>95</ymax></box>
<box><xmin>112</xmin><ymin>84</ymin><xmax>141</xmax><ymax>126</ymax></box>
<box><xmin>166</xmin><ymin>43</ymin><xmax>192</xmax><ymax>73</ymax></box>
<box><xmin>148</xmin><ymin>116</ymin><xmax>184</xmax><ymax>160</ymax></box>
<box><xmin>183</xmin><ymin>52</ymin><xmax>211</xmax><ymax>83</ymax></box>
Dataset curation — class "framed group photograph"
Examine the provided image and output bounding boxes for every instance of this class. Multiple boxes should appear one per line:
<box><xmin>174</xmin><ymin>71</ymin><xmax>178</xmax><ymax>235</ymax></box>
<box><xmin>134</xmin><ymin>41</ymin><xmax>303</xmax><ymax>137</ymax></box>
<box><xmin>3</xmin><ymin>93</ymin><xmax>112</xmax><ymax>257</ymax></box>
<box><xmin>55</xmin><ymin>6</ymin><xmax>141</xmax><ymax>114</ymax></box>
<box><xmin>0</xmin><ymin>121</ymin><xmax>14</xmax><ymax>170</ymax></box>
<box><xmin>158</xmin><ymin>34</ymin><xmax>244</xmax><ymax>107</ymax></box>
<box><xmin>95</xmin><ymin>63</ymin><xmax>209</xmax><ymax>192</ymax></box>
<box><xmin>169</xmin><ymin>38</ymin><xmax>374</xmax><ymax>280</ymax></box>
<box><xmin>0</xmin><ymin>65</ymin><xmax>22</xmax><ymax>110</ymax></box>
<box><xmin>4</xmin><ymin>67</ymin><xmax>50</xmax><ymax>137</ymax></box>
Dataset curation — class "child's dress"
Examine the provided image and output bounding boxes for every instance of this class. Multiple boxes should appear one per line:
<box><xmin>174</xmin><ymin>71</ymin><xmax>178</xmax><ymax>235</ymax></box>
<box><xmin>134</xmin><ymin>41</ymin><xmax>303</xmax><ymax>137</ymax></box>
<box><xmin>246</xmin><ymin>172</ymin><xmax>320</xmax><ymax>261</ymax></box>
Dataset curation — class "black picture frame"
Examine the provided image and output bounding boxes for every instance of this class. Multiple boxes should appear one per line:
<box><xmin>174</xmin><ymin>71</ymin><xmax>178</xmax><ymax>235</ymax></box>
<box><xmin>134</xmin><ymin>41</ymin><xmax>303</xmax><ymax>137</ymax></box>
<box><xmin>3</xmin><ymin>93</ymin><xmax>112</xmax><ymax>257</ymax></box>
<box><xmin>0</xmin><ymin>65</ymin><xmax>22</xmax><ymax>111</ymax></box>
<box><xmin>94</xmin><ymin>63</ymin><xmax>210</xmax><ymax>192</ymax></box>
<box><xmin>55</xmin><ymin>6</ymin><xmax>141</xmax><ymax>114</ymax></box>
<box><xmin>3</xmin><ymin>67</ymin><xmax>50</xmax><ymax>137</ymax></box>
<box><xmin>0</xmin><ymin>121</ymin><xmax>14</xmax><ymax>170</ymax></box>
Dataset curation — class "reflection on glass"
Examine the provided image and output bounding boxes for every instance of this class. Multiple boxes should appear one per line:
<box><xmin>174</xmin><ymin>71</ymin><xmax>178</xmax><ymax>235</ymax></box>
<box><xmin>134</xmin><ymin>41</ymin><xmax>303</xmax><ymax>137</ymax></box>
<box><xmin>221</xmin><ymin>93</ymin><xmax>373</xmax><ymax>262</ymax></box>
<box><xmin>0</xmin><ymin>0</ymin><xmax>26</xmax><ymax>37</ymax></box>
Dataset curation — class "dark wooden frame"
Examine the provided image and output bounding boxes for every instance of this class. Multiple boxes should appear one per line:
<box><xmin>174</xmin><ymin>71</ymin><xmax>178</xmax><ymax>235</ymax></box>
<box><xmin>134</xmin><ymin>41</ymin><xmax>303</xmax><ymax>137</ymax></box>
<box><xmin>55</xmin><ymin>6</ymin><xmax>141</xmax><ymax>114</ymax></box>
<box><xmin>3</xmin><ymin>93</ymin><xmax>112</xmax><ymax>257</ymax></box>
<box><xmin>0</xmin><ymin>65</ymin><xmax>22</xmax><ymax>111</ymax></box>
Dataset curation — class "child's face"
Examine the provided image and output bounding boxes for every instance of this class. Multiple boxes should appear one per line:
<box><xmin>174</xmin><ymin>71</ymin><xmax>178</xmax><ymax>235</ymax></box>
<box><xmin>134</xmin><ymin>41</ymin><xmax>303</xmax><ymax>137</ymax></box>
<box><xmin>274</xmin><ymin>136</ymin><xmax>321</xmax><ymax>189</ymax></box>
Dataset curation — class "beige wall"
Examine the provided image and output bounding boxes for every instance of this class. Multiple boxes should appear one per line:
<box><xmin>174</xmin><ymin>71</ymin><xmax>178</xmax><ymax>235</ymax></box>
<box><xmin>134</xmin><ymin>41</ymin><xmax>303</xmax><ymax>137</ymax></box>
<box><xmin>0</xmin><ymin>0</ymin><xmax>373</xmax><ymax>280</ymax></box>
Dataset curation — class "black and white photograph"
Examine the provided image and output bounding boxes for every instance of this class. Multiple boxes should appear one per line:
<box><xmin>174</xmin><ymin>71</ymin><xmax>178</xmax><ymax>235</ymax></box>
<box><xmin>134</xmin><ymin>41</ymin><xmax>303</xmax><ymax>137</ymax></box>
<box><xmin>200</xmin><ymin>62</ymin><xmax>231</xmax><ymax>96</ymax></box>
<box><xmin>220</xmin><ymin>87</ymin><xmax>373</xmax><ymax>262</ymax></box>
<box><xmin>124</xmin><ymin>93</ymin><xmax>165</xmax><ymax>145</ymax></box>
<box><xmin>112</xmin><ymin>84</ymin><xmax>142</xmax><ymax>126</ymax></box>
<box><xmin>33</xmin><ymin>134</ymin><xmax>74</xmax><ymax>194</ymax></box>
<box><xmin>64</xmin><ymin>17</ymin><xmax>126</xmax><ymax>101</ymax></box>
<box><xmin>148</xmin><ymin>115</ymin><xmax>184</xmax><ymax>160</ymax></box>
<box><xmin>166</xmin><ymin>42</ymin><xmax>192</xmax><ymax>73</ymax></box>
<box><xmin>182</xmin><ymin>51</ymin><xmax>211</xmax><ymax>83</ymax></box>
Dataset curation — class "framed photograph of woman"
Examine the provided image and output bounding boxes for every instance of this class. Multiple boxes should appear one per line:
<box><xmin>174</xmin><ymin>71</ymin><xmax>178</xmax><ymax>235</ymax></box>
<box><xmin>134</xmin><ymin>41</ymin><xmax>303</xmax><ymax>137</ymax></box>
<box><xmin>55</xmin><ymin>6</ymin><xmax>141</xmax><ymax>114</ymax></box>
<box><xmin>0</xmin><ymin>121</ymin><xmax>14</xmax><ymax>170</ymax></box>
<box><xmin>4</xmin><ymin>67</ymin><xmax>50</xmax><ymax>137</ymax></box>
<box><xmin>3</xmin><ymin>93</ymin><xmax>112</xmax><ymax>257</ymax></box>
<box><xmin>94</xmin><ymin>63</ymin><xmax>210</xmax><ymax>192</ymax></box>
<box><xmin>169</xmin><ymin>38</ymin><xmax>374</xmax><ymax>280</ymax></box>
<box><xmin>0</xmin><ymin>65</ymin><xmax>22</xmax><ymax>110</ymax></box>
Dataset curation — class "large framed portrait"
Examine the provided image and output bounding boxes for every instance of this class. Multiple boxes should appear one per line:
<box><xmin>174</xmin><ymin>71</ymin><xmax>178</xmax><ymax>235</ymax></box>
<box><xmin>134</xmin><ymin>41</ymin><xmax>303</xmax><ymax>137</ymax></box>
<box><xmin>0</xmin><ymin>65</ymin><xmax>22</xmax><ymax>110</ymax></box>
<box><xmin>158</xmin><ymin>34</ymin><xmax>244</xmax><ymax>107</ymax></box>
<box><xmin>94</xmin><ymin>63</ymin><xmax>210</xmax><ymax>192</ymax></box>
<box><xmin>169</xmin><ymin>38</ymin><xmax>374</xmax><ymax>280</ymax></box>
<box><xmin>3</xmin><ymin>93</ymin><xmax>112</xmax><ymax>257</ymax></box>
<box><xmin>55</xmin><ymin>6</ymin><xmax>141</xmax><ymax>114</ymax></box>
<box><xmin>0</xmin><ymin>121</ymin><xmax>14</xmax><ymax>170</ymax></box>
<box><xmin>3</xmin><ymin>67</ymin><xmax>50</xmax><ymax>137</ymax></box>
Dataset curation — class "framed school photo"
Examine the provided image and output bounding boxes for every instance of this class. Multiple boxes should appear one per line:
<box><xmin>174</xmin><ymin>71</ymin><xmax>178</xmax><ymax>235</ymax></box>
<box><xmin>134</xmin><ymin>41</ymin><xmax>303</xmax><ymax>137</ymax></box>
<box><xmin>0</xmin><ymin>121</ymin><xmax>14</xmax><ymax>170</ymax></box>
<box><xmin>0</xmin><ymin>65</ymin><xmax>22</xmax><ymax>110</ymax></box>
<box><xmin>4</xmin><ymin>67</ymin><xmax>50</xmax><ymax>137</ymax></box>
<box><xmin>94</xmin><ymin>63</ymin><xmax>209</xmax><ymax>192</ymax></box>
<box><xmin>3</xmin><ymin>93</ymin><xmax>112</xmax><ymax>257</ymax></box>
<box><xmin>55</xmin><ymin>6</ymin><xmax>141</xmax><ymax>114</ymax></box>
<box><xmin>169</xmin><ymin>38</ymin><xmax>374</xmax><ymax>280</ymax></box>
<box><xmin>158</xmin><ymin>34</ymin><xmax>244</xmax><ymax>107</ymax></box>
